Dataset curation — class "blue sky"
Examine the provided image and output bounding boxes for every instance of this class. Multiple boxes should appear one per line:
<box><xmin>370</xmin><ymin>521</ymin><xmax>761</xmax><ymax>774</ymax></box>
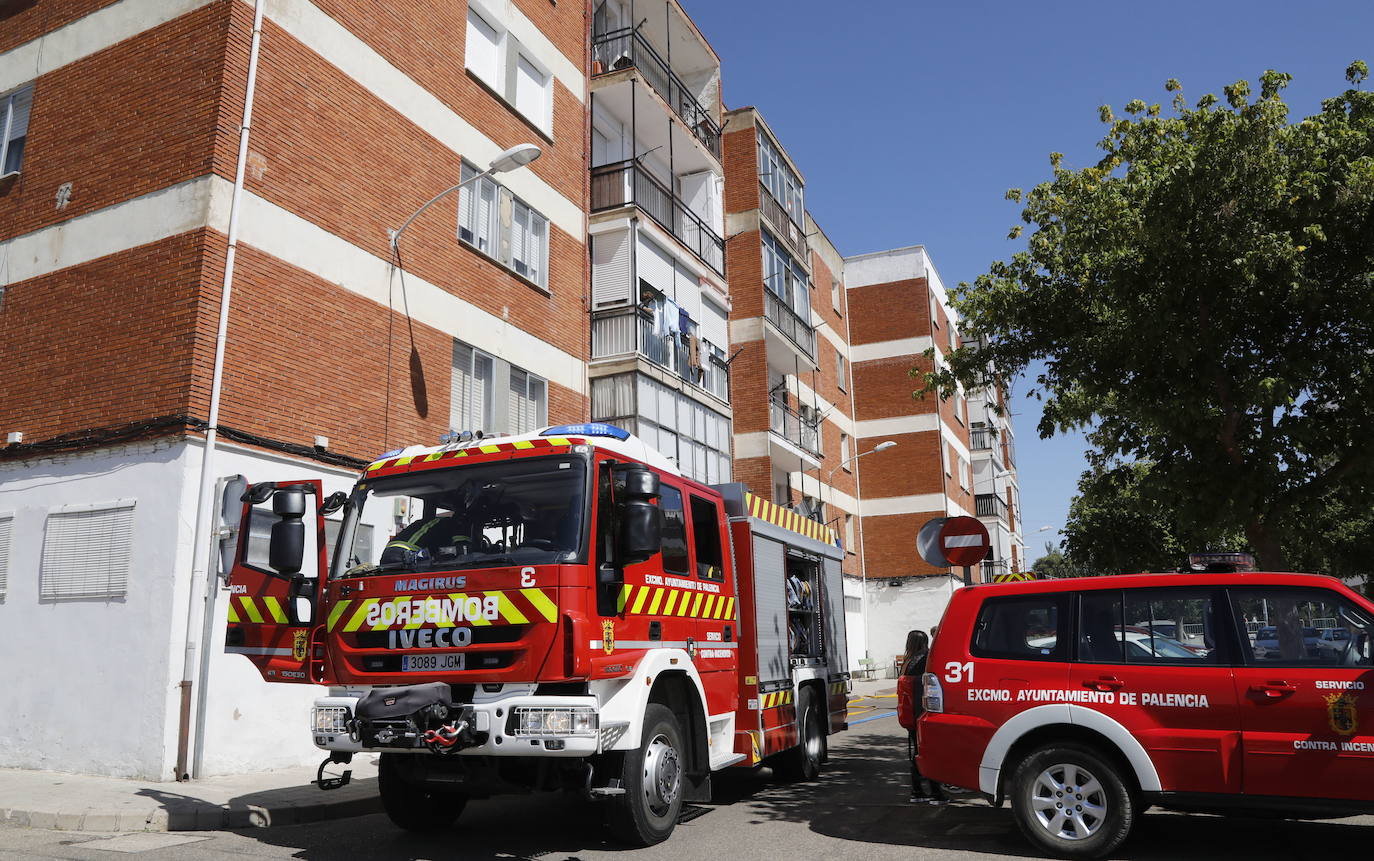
<box><xmin>682</xmin><ymin>0</ymin><xmax>1374</xmax><ymax>561</ymax></box>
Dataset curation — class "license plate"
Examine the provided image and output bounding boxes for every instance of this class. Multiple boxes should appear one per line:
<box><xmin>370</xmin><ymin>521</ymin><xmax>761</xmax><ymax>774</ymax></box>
<box><xmin>401</xmin><ymin>653</ymin><xmax>465</xmax><ymax>672</ymax></box>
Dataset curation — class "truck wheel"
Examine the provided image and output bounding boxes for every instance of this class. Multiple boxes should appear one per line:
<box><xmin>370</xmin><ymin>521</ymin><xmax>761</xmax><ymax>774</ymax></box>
<box><xmin>378</xmin><ymin>753</ymin><xmax>466</xmax><ymax>832</ymax></box>
<box><xmin>1009</xmin><ymin>744</ymin><xmax>1134</xmax><ymax>859</ymax></box>
<box><xmin>605</xmin><ymin>703</ymin><xmax>685</xmax><ymax>846</ymax></box>
<box><xmin>774</xmin><ymin>688</ymin><xmax>824</xmax><ymax>782</ymax></box>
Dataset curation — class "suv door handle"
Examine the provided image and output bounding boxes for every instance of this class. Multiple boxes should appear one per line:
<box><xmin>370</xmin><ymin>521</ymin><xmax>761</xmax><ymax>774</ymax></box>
<box><xmin>1083</xmin><ymin>676</ymin><xmax>1124</xmax><ymax>692</ymax></box>
<box><xmin>1249</xmin><ymin>682</ymin><xmax>1297</xmax><ymax>699</ymax></box>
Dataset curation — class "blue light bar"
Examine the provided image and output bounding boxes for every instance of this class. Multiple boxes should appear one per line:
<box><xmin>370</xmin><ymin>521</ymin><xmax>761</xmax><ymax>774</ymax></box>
<box><xmin>375</xmin><ymin>448</ymin><xmax>404</xmax><ymax>460</ymax></box>
<box><xmin>541</xmin><ymin>423</ymin><xmax>630</xmax><ymax>441</ymax></box>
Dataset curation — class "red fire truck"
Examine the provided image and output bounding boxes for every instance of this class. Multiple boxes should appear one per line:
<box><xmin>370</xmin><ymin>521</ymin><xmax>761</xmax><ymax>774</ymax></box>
<box><xmin>224</xmin><ymin>423</ymin><xmax>849</xmax><ymax>844</ymax></box>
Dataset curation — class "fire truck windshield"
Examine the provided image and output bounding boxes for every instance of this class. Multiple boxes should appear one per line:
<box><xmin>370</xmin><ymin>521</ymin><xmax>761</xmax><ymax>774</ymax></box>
<box><xmin>335</xmin><ymin>455</ymin><xmax>589</xmax><ymax>577</ymax></box>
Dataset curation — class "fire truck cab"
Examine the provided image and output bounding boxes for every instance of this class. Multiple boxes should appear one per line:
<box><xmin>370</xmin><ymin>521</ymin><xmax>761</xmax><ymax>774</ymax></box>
<box><xmin>224</xmin><ymin>424</ymin><xmax>849</xmax><ymax>844</ymax></box>
<box><xmin>916</xmin><ymin>571</ymin><xmax>1374</xmax><ymax>858</ymax></box>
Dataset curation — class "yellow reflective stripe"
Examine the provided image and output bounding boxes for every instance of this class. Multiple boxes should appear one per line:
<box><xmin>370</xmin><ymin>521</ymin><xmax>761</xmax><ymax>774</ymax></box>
<box><xmin>371</xmin><ymin>597</ymin><xmax>401</xmax><ymax>631</ymax></box>
<box><xmin>262</xmin><ymin>597</ymin><xmax>289</xmax><ymax>624</ymax></box>
<box><xmin>630</xmin><ymin>585</ymin><xmax>650</xmax><ymax>615</ymax></box>
<box><xmin>326</xmin><ymin>600</ymin><xmax>351</xmax><ymax>632</ymax></box>
<box><xmin>618</xmin><ymin>584</ymin><xmax>633</xmax><ymax>613</ymax></box>
<box><xmin>702</xmin><ymin>594</ymin><xmax>716</xmax><ymax>618</ymax></box>
<box><xmin>647</xmin><ymin>588</ymin><xmax>665</xmax><ymax>615</ymax></box>
<box><xmin>677</xmin><ymin>591</ymin><xmax>693</xmax><ymax>616</ymax></box>
<box><xmin>226</xmin><ymin>601</ymin><xmax>240</xmax><ymax>623</ymax></box>
<box><xmin>343</xmin><ymin>599</ymin><xmax>374</xmax><ymax>632</ymax></box>
<box><xmin>240</xmin><ymin>597</ymin><xmax>265</xmax><ymax>624</ymax></box>
<box><xmin>690</xmin><ymin>592</ymin><xmax>703</xmax><ymax>617</ymax></box>
<box><xmin>663</xmin><ymin>590</ymin><xmax>679</xmax><ymax>616</ymax></box>
<box><xmin>522</xmin><ymin>588</ymin><xmax>558</xmax><ymax>623</ymax></box>
<box><xmin>491</xmin><ymin>591</ymin><xmax>529</xmax><ymax>625</ymax></box>
<box><xmin>547</xmin><ymin>437</ymin><xmax>571</xmax><ymax>446</ymax></box>
<box><xmin>726</xmin><ymin>597</ymin><xmax>736</xmax><ymax>620</ymax></box>
<box><xmin>455</xmin><ymin>594</ymin><xmax>491</xmax><ymax>627</ymax></box>
<box><xmin>478</xmin><ymin>444</ymin><xmax>502</xmax><ymax>454</ymax></box>
<box><xmin>512</xmin><ymin>440</ymin><xmax>535</xmax><ymax>449</ymax></box>
<box><xmin>395</xmin><ymin>456</ymin><xmax>414</xmax><ymax>466</ymax></box>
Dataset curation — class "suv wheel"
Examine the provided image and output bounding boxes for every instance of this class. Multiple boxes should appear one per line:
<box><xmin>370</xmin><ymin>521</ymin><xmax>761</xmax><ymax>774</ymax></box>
<box><xmin>1009</xmin><ymin>744</ymin><xmax>1134</xmax><ymax>858</ymax></box>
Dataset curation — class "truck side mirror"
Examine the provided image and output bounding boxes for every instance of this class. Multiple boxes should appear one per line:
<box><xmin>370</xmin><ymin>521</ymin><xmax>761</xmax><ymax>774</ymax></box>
<box><xmin>612</xmin><ymin>464</ymin><xmax>662</xmax><ymax>566</ymax></box>
<box><xmin>268</xmin><ymin>487</ymin><xmax>307</xmax><ymax>575</ymax></box>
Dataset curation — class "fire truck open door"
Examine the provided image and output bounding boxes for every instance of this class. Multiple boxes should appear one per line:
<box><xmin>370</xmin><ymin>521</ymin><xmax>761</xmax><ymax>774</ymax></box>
<box><xmin>223</xmin><ymin>480</ymin><xmax>330</xmax><ymax>684</ymax></box>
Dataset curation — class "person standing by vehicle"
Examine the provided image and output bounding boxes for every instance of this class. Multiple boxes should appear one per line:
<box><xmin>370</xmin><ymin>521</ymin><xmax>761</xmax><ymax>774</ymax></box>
<box><xmin>898</xmin><ymin>629</ymin><xmax>946</xmax><ymax>804</ymax></box>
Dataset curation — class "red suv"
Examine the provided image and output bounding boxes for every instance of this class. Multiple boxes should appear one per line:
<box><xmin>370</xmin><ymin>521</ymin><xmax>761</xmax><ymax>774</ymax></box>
<box><xmin>917</xmin><ymin>572</ymin><xmax>1374</xmax><ymax>857</ymax></box>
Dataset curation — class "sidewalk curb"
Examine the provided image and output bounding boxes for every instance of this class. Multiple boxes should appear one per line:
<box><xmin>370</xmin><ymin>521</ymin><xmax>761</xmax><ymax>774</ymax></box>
<box><xmin>1</xmin><ymin>785</ymin><xmax>381</xmax><ymax>833</ymax></box>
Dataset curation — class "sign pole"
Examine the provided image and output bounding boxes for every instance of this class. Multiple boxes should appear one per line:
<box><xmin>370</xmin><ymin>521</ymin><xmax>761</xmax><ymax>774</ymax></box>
<box><xmin>963</xmin><ymin>565</ymin><xmax>972</xmax><ymax>588</ymax></box>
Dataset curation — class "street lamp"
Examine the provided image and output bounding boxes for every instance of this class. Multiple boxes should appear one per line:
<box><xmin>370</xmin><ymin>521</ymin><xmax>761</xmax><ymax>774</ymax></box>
<box><xmin>389</xmin><ymin>143</ymin><xmax>542</xmax><ymax>250</ymax></box>
<box><xmin>803</xmin><ymin>439</ymin><xmax>896</xmax><ymax>670</ymax></box>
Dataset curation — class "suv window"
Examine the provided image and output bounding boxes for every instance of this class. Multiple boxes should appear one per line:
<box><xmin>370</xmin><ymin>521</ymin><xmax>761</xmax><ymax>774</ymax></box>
<box><xmin>658</xmin><ymin>485</ymin><xmax>689</xmax><ymax>576</ymax></box>
<box><xmin>1231</xmin><ymin>587</ymin><xmax>1374</xmax><ymax>667</ymax></box>
<box><xmin>972</xmin><ymin>595</ymin><xmax>1067</xmax><ymax>661</ymax></box>
<box><xmin>1079</xmin><ymin>589</ymin><xmax>1223</xmax><ymax>664</ymax></box>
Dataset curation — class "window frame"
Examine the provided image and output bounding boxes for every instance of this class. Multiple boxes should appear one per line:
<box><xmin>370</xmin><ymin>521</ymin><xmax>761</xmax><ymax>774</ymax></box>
<box><xmin>688</xmin><ymin>494</ymin><xmax>724</xmax><ymax>582</ymax></box>
<box><xmin>1075</xmin><ymin>587</ymin><xmax>1235</xmax><ymax>667</ymax></box>
<box><xmin>1</xmin><ymin>83</ymin><xmax>33</xmax><ymax>177</ymax></box>
<box><xmin>457</xmin><ymin>159</ymin><xmax>552</xmax><ymax>290</ymax></box>
<box><xmin>969</xmin><ymin>593</ymin><xmax>1071</xmax><ymax>662</ymax></box>
<box><xmin>1227</xmin><ymin>585</ymin><xmax>1374</xmax><ymax>669</ymax></box>
<box><xmin>657</xmin><ymin>483</ymin><xmax>691</xmax><ymax>577</ymax></box>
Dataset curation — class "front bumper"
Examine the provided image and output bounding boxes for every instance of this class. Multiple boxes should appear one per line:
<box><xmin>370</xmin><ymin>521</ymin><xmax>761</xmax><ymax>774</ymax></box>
<box><xmin>311</xmin><ymin>689</ymin><xmax>601</xmax><ymax>758</ymax></box>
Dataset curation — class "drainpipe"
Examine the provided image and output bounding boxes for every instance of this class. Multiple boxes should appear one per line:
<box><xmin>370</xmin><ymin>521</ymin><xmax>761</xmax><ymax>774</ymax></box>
<box><xmin>176</xmin><ymin>0</ymin><xmax>267</xmax><ymax>781</ymax></box>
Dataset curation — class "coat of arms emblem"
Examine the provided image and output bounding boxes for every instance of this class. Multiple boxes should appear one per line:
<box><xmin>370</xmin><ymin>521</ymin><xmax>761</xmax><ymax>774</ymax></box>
<box><xmin>1326</xmin><ymin>692</ymin><xmax>1358</xmax><ymax>736</ymax></box>
<box><xmin>602</xmin><ymin>620</ymin><xmax>616</xmax><ymax>655</ymax></box>
<box><xmin>292</xmin><ymin>629</ymin><xmax>309</xmax><ymax>662</ymax></box>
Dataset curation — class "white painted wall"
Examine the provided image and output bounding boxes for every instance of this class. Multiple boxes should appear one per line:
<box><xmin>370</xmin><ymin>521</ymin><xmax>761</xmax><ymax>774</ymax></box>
<box><xmin>863</xmin><ymin>575</ymin><xmax>961</xmax><ymax>676</ymax></box>
<box><xmin>0</xmin><ymin>440</ymin><xmax>194</xmax><ymax>779</ymax></box>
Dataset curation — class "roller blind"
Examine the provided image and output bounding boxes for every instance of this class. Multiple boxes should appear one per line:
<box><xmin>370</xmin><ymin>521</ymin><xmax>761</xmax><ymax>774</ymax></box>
<box><xmin>40</xmin><ymin>501</ymin><xmax>136</xmax><ymax>600</ymax></box>
<box><xmin>465</xmin><ymin>9</ymin><xmax>500</xmax><ymax>88</ymax></box>
<box><xmin>0</xmin><ymin>515</ymin><xmax>11</xmax><ymax>597</ymax></box>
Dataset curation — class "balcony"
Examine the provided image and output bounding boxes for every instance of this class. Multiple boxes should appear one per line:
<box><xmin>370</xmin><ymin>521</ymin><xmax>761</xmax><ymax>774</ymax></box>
<box><xmin>770</xmin><ymin>401</ymin><xmax>821</xmax><ymax>458</ymax></box>
<box><xmin>975</xmin><ymin>493</ymin><xmax>1009</xmax><ymax>522</ymax></box>
<box><xmin>981</xmin><ymin>560</ymin><xmax>1010</xmax><ymax>582</ymax></box>
<box><xmin>759</xmin><ymin>182</ymin><xmax>808</xmax><ymax>261</ymax></box>
<box><xmin>591</xmin><ymin>306</ymin><xmax>729</xmax><ymax>404</ymax></box>
<box><xmin>763</xmin><ymin>290</ymin><xmax>816</xmax><ymax>361</ymax></box>
<box><xmin>971</xmin><ymin>427</ymin><xmax>996</xmax><ymax>451</ymax></box>
<box><xmin>591</xmin><ymin>159</ymin><xmax>724</xmax><ymax>276</ymax></box>
<box><xmin>592</xmin><ymin>28</ymin><xmax>721</xmax><ymax>159</ymax></box>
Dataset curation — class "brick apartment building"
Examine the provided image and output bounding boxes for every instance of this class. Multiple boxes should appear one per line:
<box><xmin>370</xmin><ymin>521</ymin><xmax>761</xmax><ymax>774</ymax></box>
<box><xmin>0</xmin><ymin>0</ymin><xmax>1022</xmax><ymax>780</ymax></box>
<box><xmin>0</xmin><ymin>0</ymin><xmax>589</xmax><ymax>780</ymax></box>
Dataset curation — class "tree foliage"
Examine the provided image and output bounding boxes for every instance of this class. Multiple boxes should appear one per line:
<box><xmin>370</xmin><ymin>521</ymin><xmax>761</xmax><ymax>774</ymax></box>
<box><xmin>1030</xmin><ymin>542</ymin><xmax>1091</xmax><ymax>579</ymax></box>
<box><xmin>926</xmin><ymin>64</ymin><xmax>1374</xmax><ymax>571</ymax></box>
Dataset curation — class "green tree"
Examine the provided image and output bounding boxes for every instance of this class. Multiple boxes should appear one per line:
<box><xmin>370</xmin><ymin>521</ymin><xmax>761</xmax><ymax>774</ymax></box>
<box><xmin>1061</xmin><ymin>461</ymin><xmax>1243</xmax><ymax>575</ymax></box>
<box><xmin>1030</xmin><ymin>542</ymin><xmax>1090</xmax><ymax>579</ymax></box>
<box><xmin>926</xmin><ymin>64</ymin><xmax>1374</xmax><ymax>570</ymax></box>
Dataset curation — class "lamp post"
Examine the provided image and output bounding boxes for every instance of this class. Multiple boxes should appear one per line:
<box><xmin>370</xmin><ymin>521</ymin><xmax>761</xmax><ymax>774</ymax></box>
<box><xmin>805</xmin><ymin>439</ymin><xmax>896</xmax><ymax>668</ymax></box>
<box><xmin>388</xmin><ymin>143</ymin><xmax>542</xmax><ymax>251</ymax></box>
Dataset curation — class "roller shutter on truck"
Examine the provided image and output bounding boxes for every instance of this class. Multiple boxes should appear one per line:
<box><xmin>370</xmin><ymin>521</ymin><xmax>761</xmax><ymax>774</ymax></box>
<box><xmin>752</xmin><ymin>534</ymin><xmax>790</xmax><ymax>684</ymax></box>
<box><xmin>822</xmin><ymin>556</ymin><xmax>847</xmax><ymax>675</ymax></box>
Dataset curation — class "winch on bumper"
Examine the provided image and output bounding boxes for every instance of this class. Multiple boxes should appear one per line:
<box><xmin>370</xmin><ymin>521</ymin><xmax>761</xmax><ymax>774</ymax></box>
<box><xmin>311</xmin><ymin>682</ymin><xmax>600</xmax><ymax>757</ymax></box>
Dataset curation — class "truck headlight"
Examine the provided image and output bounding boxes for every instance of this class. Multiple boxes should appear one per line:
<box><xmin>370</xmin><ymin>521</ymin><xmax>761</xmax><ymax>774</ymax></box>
<box><xmin>921</xmin><ymin>672</ymin><xmax>944</xmax><ymax>714</ymax></box>
<box><xmin>512</xmin><ymin>707</ymin><xmax>597</xmax><ymax>737</ymax></box>
<box><xmin>312</xmin><ymin>706</ymin><xmax>350</xmax><ymax>734</ymax></box>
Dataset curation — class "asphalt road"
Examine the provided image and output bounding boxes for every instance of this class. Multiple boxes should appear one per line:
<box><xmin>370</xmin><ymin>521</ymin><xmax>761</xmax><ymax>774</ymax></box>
<box><xmin>3</xmin><ymin>706</ymin><xmax>1371</xmax><ymax>860</ymax></box>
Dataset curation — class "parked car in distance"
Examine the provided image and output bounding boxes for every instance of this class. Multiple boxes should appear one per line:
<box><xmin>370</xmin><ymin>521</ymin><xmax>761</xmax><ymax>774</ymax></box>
<box><xmin>1252</xmin><ymin>625</ymin><xmax>1338</xmax><ymax>661</ymax></box>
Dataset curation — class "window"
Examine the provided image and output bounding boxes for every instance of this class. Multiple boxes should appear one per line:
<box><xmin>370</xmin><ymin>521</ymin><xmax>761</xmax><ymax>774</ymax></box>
<box><xmin>840</xmin><ymin>433</ymin><xmax>851</xmax><ymax>470</ymax></box>
<box><xmin>689</xmin><ymin>495</ymin><xmax>723</xmax><ymax>581</ymax></box>
<box><xmin>450</xmin><ymin>339</ymin><xmax>546</xmax><ymax>435</ymax></box>
<box><xmin>943</xmin><ymin>442</ymin><xmax>951</xmax><ymax>477</ymax></box>
<box><xmin>843</xmin><ymin>513</ymin><xmax>855</xmax><ymax>553</ymax></box>
<box><xmin>458</xmin><ymin>162</ymin><xmax>551</xmax><ymax>289</ymax></box>
<box><xmin>589</xmin><ymin>373</ymin><xmax>732</xmax><ymax>485</ymax></box>
<box><xmin>1100</xmin><ymin>589</ymin><xmax>1224</xmax><ymax>664</ymax></box>
<box><xmin>0</xmin><ymin>513</ymin><xmax>11</xmax><ymax>597</ymax></box>
<box><xmin>761</xmin><ymin>229</ymin><xmax>808</xmax><ymax>318</ymax></box>
<box><xmin>507</xmin><ymin>366</ymin><xmax>547</xmax><ymax>435</ymax></box>
<box><xmin>972</xmin><ymin>595</ymin><xmax>1066</xmax><ymax>661</ymax></box>
<box><xmin>659</xmin><ymin>485</ymin><xmax>689</xmax><ymax>576</ymax></box>
<box><xmin>465</xmin><ymin>6</ymin><xmax>551</xmax><ymax>132</ymax></box>
<box><xmin>836</xmin><ymin>351</ymin><xmax>847</xmax><ymax>392</ymax></box>
<box><xmin>1</xmin><ymin>84</ymin><xmax>32</xmax><ymax>176</ymax></box>
<box><xmin>40</xmin><ymin>501</ymin><xmax>135</xmax><ymax>600</ymax></box>
<box><xmin>831</xmin><ymin>279</ymin><xmax>841</xmax><ymax>313</ymax></box>
<box><xmin>756</xmin><ymin>129</ymin><xmax>803</xmax><ymax>225</ymax></box>
<box><xmin>1232</xmin><ymin>587</ymin><xmax>1373</xmax><ymax>667</ymax></box>
<box><xmin>958</xmin><ymin>456</ymin><xmax>969</xmax><ymax>490</ymax></box>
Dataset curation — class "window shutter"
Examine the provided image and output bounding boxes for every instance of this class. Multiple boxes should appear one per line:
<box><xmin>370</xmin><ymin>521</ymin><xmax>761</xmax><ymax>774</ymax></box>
<box><xmin>510</xmin><ymin>200</ymin><xmax>529</xmax><ymax>277</ymax></box>
<box><xmin>514</xmin><ymin>54</ymin><xmax>547</xmax><ymax>129</ymax></box>
<box><xmin>7</xmin><ymin>86</ymin><xmax>32</xmax><ymax>142</ymax></box>
<box><xmin>458</xmin><ymin>163</ymin><xmax>477</xmax><ymax>244</ymax></box>
<box><xmin>530</xmin><ymin>212</ymin><xmax>547</xmax><ymax>288</ymax></box>
<box><xmin>451</xmin><ymin>341</ymin><xmax>474</xmax><ymax>431</ymax></box>
<box><xmin>477</xmin><ymin>177</ymin><xmax>496</xmax><ymax>253</ymax></box>
<box><xmin>0</xmin><ymin>514</ymin><xmax>11</xmax><ymax>597</ymax></box>
<box><xmin>40</xmin><ymin>501</ymin><xmax>136</xmax><ymax>600</ymax></box>
<box><xmin>466</xmin><ymin>10</ymin><xmax>501</xmax><ymax>89</ymax></box>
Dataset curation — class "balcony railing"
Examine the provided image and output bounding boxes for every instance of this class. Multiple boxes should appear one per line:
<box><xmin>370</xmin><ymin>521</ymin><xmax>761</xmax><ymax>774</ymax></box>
<box><xmin>764</xmin><ymin>290</ymin><xmax>815</xmax><ymax>360</ymax></box>
<box><xmin>591</xmin><ymin>159</ymin><xmax>724</xmax><ymax>275</ymax></box>
<box><xmin>971</xmin><ymin>427</ymin><xmax>996</xmax><ymax>451</ymax></box>
<box><xmin>591</xmin><ymin>306</ymin><xmax>730</xmax><ymax>403</ymax></box>
<box><xmin>591</xmin><ymin>27</ymin><xmax>721</xmax><ymax>159</ymax></box>
<box><xmin>759</xmin><ymin>182</ymin><xmax>808</xmax><ymax>260</ymax></box>
<box><xmin>975</xmin><ymin>493</ymin><xmax>1009</xmax><ymax>522</ymax></box>
<box><xmin>981</xmin><ymin>559</ymin><xmax>1010</xmax><ymax>581</ymax></box>
<box><xmin>769</xmin><ymin>401</ymin><xmax>821</xmax><ymax>457</ymax></box>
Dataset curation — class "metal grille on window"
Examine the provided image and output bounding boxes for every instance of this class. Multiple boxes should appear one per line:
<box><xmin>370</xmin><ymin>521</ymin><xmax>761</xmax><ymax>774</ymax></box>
<box><xmin>0</xmin><ymin>514</ymin><xmax>11</xmax><ymax>597</ymax></box>
<box><xmin>40</xmin><ymin>502</ymin><xmax>136</xmax><ymax>600</ymax></box>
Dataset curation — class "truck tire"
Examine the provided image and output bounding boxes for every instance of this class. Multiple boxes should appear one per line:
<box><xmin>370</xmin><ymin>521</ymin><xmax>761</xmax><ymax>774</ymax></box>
<box><xmin>1008</xmin><ymin>743</ymin><xmax>1135</xmax><ymax>859</ymax></box>
<box><xmin>378</xmin><ymin>753</ymin><xmax>466</xmax><ymax>832</ymax></box>
<box><xmin>774</xmin><ymin>687</ymin><xmax>824</xmax><ymax>782</ymax></box>
<box><xmin>605</xmin><ymin>703</ymin><xmax>685</xmax><ymax>846</ymax></box>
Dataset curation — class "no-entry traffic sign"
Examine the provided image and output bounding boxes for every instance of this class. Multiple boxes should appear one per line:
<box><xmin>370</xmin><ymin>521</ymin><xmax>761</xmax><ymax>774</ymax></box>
<box><xmin>938</xmin><ymin>516</ymin><xmax>990</xmax><ymax>567</ymax></box>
